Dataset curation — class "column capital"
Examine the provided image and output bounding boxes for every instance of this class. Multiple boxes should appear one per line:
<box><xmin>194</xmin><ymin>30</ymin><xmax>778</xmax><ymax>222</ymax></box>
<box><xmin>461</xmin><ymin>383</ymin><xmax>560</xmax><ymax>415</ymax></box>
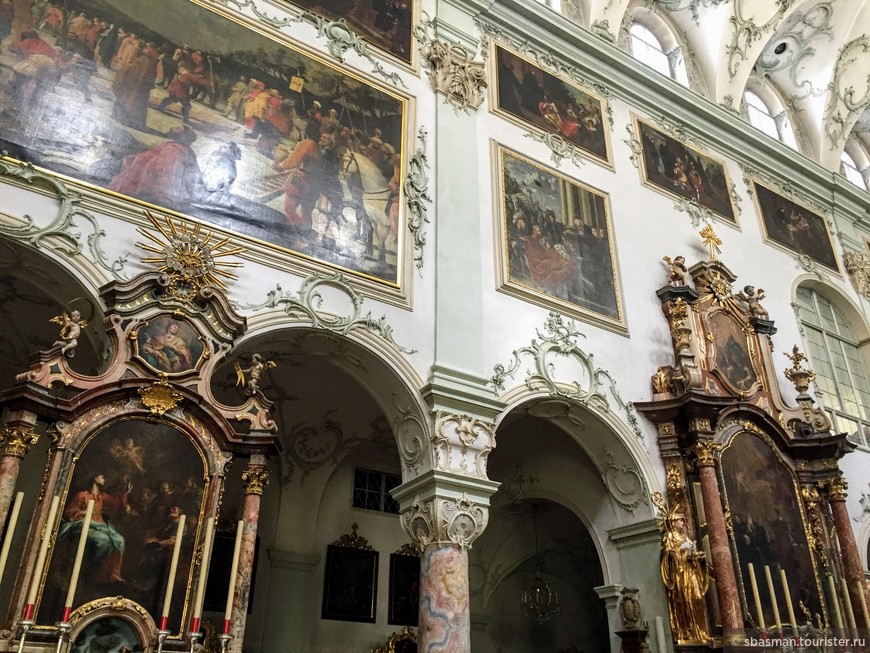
<box><xmin>431</xmin><ymin>411</ymin><xmax>496</xmax><ymax>479</ymax></box>
<box><xmin>823</xmin><ymin>476</ymin><xmax>848</xmax><ymax>501</ymax></box>
<box><xmin>692</xmin><ymin>440</ymin><xmax>719</xmax><ymax>468</ymax></box>
<box><xmin>393</xmin><ymin>470</ymin><xmax>499</xmax><ymax>550</ymax></box>
<box><xmin>242</xmin><ymin>465</ymin><xmax>270</xmax><ymax>496</ymax></box>
<box><xmin>0</xmin><ymin>426</ymin><xmax>39</xmax><ymax>458</ymax></box>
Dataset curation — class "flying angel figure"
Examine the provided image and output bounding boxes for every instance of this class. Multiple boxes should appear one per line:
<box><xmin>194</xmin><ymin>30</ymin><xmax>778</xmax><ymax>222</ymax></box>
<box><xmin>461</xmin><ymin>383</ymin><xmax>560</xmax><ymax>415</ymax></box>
<box><xmin>234</xmin><ymin>353</ymin><xmax>276</xmax><ymax>397</ymax></box>
<box><xmin>50</xmin><ymin>310</ymin><xmax>89</xmax><ymax>357</ymax></box>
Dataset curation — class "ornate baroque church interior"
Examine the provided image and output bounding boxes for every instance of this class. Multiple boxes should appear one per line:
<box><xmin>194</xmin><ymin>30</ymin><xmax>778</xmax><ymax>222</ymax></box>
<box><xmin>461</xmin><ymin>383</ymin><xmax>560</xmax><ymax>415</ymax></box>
<box><xmin>1</xmin><ymin>0</ymin><xmax>870</xmax><ymax>652</ymax></box>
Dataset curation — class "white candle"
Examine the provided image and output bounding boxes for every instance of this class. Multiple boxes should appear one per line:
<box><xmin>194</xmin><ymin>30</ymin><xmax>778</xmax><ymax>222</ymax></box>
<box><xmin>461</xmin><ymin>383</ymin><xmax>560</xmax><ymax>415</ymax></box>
<box><xmin>780</xmin><ymin>569</ymin><xmax>799</xmax><ymax>637</ymax></box>
<box><xmin>161</xmin><ymin>514</ymin><xmax>186</xmax><ymax>621</ymax></box>
<box><xmin>841</xmin><ymin>577</ymin><xmax>857</xmax><ymax>635</ymax></box>
<box><xmin>655</xmin><ymin>615</ymin><xmax>667</xmax><ymax>653</ymax></box>
<box><xmin>764</xmin><ymin>566</ymin><xmax>782</xmax><ymax>633</ymax></box>
<box><xmin>828</xmin><ymin>574</ymin><xmax>844</xmax><ymax>631</ymax></box>
<box><xmin>223</xmin><ymin>520</ymin><xmax>245</xmax><ymax>630</ymax></box>
<box><xmin>26</xmin><ymin>495</ymin><xmax>60</xmax><ymax>606</ymax></box>
<box><xmin>856</xmin><ymin>580</ymin><xmax>870</xmax><ymax>632</ymax></box>
<box><xmin>192</xmin><ymin>517</ymin><xmax>215</xmax><ymax>620</ymax></box>
<box><xmin>65</xmin><ymin>499</ymin><xmax>94</xmax><ymax>609</ymax></box>
<box><xmin>747</xmin><ymin>563</ymin><xmax>765</xmax><ymax>629</ymax></box>
<box><xmin>0</xmin><ymin>492</ymin><xmax>24</xmax><ymax>587</ymax></box>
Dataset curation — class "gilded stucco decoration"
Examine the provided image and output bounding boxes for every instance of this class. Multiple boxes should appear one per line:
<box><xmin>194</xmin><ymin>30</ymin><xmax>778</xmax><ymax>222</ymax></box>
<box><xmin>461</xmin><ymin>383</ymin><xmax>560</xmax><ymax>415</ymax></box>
<box><xmin>490</xmin><ymin>312</ymin><xmax>642</xmax><ymax>439</ymax></box>
<box><xmin>0</xmin><ymin>157</ymin><xmax>129</xmax><ymax>279</ymax></box>
<box><xmin>242</xmin><ymin>466</ymin><xmax>270</xmax><ymax>496</ymax></box>
<box><xmin>239</xmin><ymin>272</ymin><xmax>416</xmax><ymax>354</ymax></box>
<box><xmin>843</xmin><ymin>251</ymin><xmax>870</xmax><ymax>299</ymax></box>
<box><xmin>0</xmin><ymin>426</ymin><xmax>39</xmax><ymax>458</ymax></box>
<box><xmin>138</xmin><ymin>377</ymin><xmax>183</xmax><ymax>416</ymax></box>
<box><xmin>431</xmin><ymin>413</ymin><xmax>495</xmax><ymax>479</ymax></box>
<box><xmin>405</xmin><ymin>128</ymin><xmax>432</xmax><ymax>271</ymax></box>
<box><xmin>222</xmin><ymin>0</ymin><xmax>405</xmax><ymax>88</ymax></box>
<box><xmin>400</xmin><ymin>493</ymin><xmax>489</xmax><ymax>549</ymax></box>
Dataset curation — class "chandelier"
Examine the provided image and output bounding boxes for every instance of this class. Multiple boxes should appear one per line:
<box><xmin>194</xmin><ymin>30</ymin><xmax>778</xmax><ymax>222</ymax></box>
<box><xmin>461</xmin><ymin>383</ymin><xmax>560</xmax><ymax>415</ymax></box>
<box><xmin>521</xmin><ymin>504</ymin><xmax>560</xmax><ymax>624</ymax></box>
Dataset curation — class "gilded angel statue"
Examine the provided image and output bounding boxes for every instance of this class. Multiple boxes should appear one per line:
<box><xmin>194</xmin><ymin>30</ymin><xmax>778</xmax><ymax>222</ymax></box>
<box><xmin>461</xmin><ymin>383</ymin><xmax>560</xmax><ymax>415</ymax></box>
<box><xmin>736</xmin><ymin>285</ymin><xmax>768</xmax><ymax>320</ymax></box>
<box><xmin>50</xmin><ymin>309</ymin><xmax>88</xmax><ymax>357</ymax></box>
<box><xmin>662</xmin><ymin>255</ymin><xmax>689</xmax><ymax>287</ymax></box>
<box><xmin>234</xmin><ymin>353</ymin><xmax>276</xmax><ymax>396</ymax></box>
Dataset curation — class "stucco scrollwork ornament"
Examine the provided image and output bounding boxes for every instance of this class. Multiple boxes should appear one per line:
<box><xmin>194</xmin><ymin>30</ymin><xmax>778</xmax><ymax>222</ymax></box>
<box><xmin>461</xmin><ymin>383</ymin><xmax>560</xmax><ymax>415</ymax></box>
<box><xmin>281</xmin><ymin>411</ymin><xmax>366</xmax><ymax>487</ymax></box>
<box><xmin>432</xmin><ymin>413</ymin><xmax>495</xmax><ymax>478</ymax></box>
<box><xmin>623</xmin><ymin>124</ymin><xmax>643</xmax><ymax>169</ymax></box>
<box><xmin>0</xmin><ymin>156</ymin><xmax>129</xmax><ymax>278</ymax></box>
<box><xmin>603</xmin><ymin>450</ymin><xmax>649</xmax><ymax>513</ymax></box>
<box><xmin>525</xmin><ymin>130</ymin><xmax>586</xmax><ymax>169</ymax></box>
<box><xmin>400</xmin><ymin>493</ymin><xmax>488</xmax><ymax>550</ymax></box>
<box><xmin>824</xmin><ymin>36</ymin><xmax>870</xmax><ymax>150</ymax></box>
<box><xmin>650</xmin><ymin>0</ymin><xmax>729</xmax><ymax>26</ymax></box>
<box><xmin>674</xmin><ymin>197</ymin><xmax>715</xmax><ymax>229</ymax></box>
<box><xmin>491</xmin><ymin>312</ymin><xmax>642</xmax><ymax>439</ymax></box>
<box><xmin>237</xmin><ymin>272</ymin><xmax>416</xmax><ymax>354</ymax></box>
<box><xmin>393</xmin><ymin>402</ymin><xmax>427</xmax><ymax>477</ymax></box>
<box><xmin>405</xmin><ymin>128</ymin><xmax>432</xmax><ymax>272</ymax></box>
<box><xmin>855</xmin><ymin>485</ymin><xmax>870</xmax><ymax>522</ymax></box>
<box><xmin>0</xmin><ymin>426</ymin><xmax>39</xmax><ymax>458</ymax></box>
<box><xmin>726</xmin><ymin>0</ymin><xmax>794</xmax><ymax>81</ymax></box>
<box><xmin>424</xmin><ymin>37</ymin><xmax>487</xmax><ymax>112</ymax></box>
<box><xmin>242</xmin><ymin>466</ymin><xmax>270</xmax><ymax>496</ymax></box>
<box><xmin>843</xmin><ymin>251</ymin><xmax>870</xmax><ymax>299</ymax></box>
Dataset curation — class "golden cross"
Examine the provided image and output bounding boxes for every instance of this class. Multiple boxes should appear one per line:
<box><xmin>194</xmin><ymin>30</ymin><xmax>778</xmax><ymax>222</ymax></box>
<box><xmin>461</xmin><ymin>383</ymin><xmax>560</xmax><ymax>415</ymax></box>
<box><xmin>699</xmin><ymin>225</ymin><xmax>722</xmax><ymax>261</ymax></box>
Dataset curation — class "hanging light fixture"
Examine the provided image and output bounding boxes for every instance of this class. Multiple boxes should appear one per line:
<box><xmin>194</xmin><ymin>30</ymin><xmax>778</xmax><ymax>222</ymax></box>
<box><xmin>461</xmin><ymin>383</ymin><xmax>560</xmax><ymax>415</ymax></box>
<box><xmin>521</xmin><ymin>504</ymin><xmax>560</xmax><ymax>624</ymax></box>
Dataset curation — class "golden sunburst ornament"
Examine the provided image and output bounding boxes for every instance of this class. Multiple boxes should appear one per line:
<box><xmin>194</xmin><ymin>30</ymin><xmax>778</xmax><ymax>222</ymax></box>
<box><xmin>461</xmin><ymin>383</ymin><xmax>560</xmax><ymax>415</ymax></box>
<box><xmin>136</xmin><ymin>212</ymin><xmax>244</xmax><ymax>299</ymax></box>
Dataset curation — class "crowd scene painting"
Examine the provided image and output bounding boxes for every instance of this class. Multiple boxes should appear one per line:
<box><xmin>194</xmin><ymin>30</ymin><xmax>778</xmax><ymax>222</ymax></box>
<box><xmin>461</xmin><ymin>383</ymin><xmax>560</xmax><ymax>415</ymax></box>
<box><xmin>753</xmin><ymin>182</ymin><xmax>838</xmax><ymax>272</ymax></box>
<box><xmin>41</xmin><ymin>419</ymin><xmax>206</xmax><ymax>634</ymax></box>
<box><xmin>284</xmin><ymin>0</ymin><xmax>413</xmax><ymax>65</ymax></box>
<box><xmin>721</xmin><ymin>432</ymin><xmax>825</xmax><ymax>628</ymax></box>
<box><xmin>637</xmin><ymin>119</ymin><xmax>736</xmax><ymax>223</ymax></box>
<box><xmin>0</xmin><ymin>0</ymin><xmax>407</xmax><ymax>286</ymax></box>
<box><xmin>495</xmin><ymin>45</ymin><xmax>610</xmax><ymax>166</ymax></box>
<box><xmin>499</xmin><ymin>146</ymin><xmax>621</xmax><ymax>324</ymax></box>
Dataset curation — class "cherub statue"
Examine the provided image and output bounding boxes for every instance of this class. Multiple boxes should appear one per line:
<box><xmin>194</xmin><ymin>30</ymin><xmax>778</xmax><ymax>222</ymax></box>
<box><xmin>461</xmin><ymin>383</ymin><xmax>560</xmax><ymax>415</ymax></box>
<box><xmin>234</xmin><ymin>353</ymin><xmax>276</xmax><ymax>397</ymax></box>
<box><xmin>50</xmin><ymin>309</ymin><xmax>88</xmax><ymax>357</ymax></box>
<box><xmin>736</xmin><ymin>285</ymin><xmax>768</xmax><ymax>320</ymax></box>
<box><xmin>662</xmin><ymin>255</ymin><xmax>689</xmax><ymax>287</ymax></box>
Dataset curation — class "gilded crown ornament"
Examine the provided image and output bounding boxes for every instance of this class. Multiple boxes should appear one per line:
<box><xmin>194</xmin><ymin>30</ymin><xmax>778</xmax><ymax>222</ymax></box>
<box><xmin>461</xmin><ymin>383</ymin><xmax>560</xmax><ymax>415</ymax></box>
<box><xmin>699</xmin><ymin>225</ymin><xmax>722</xmax><ymax>261</ymax></box>
<box><xmin>136</xmin><ymin>212</ymin><xmax>244</xmax><ymax>300</ymax></box>
<box><xmin>784</xmin><ymin>345</ymin><xmax>816</xmax><ymax>394</ymax></box>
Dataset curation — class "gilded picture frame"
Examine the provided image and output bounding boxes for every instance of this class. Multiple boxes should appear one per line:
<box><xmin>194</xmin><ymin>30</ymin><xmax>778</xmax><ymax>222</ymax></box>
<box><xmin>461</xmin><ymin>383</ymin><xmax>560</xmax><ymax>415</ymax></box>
<box><xmin>705</xmin><ymin>309</ymin><xmax>762</xmax><ymax>398</ymax></box>
<box><xmin>751</xmin><ymin>180</ymin><xmax>839</xmax><ymax>273</ymax></box>
<box><xmin>490</xmin><ymin>43</ymin><xmax>612</xmax><ymax>169</ymax></box>
<box><xmin>493</xmin><ymin>141</ymin><xmax>626</xmax><ymax>334</ymax></box>
<box><xmin>0</xmin><ymin>0</ymin><xmax>413</xmax><ymax>300</ymax></box>
<box><xmin>634</xmin><ymin>116</ymin><xmax>737</xmax><ymax>225</ymax></box>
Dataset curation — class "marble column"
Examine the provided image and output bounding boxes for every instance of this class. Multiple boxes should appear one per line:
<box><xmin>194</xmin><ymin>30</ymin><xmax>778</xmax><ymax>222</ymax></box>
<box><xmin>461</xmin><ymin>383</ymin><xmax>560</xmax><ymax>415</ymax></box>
<box><xmin>229</xmin><ymin>457</ymin><xmax>269</xmax><ymax>653</ymax></box>
<box><xmin>826</xmin><ymin>477</ymin><xmax>869</xmax><ymax>629</ymax></box>
<box><xmin>0</xmin><ymin>411</ymin><xmax>39</xmax><ymax>532</ymax></box>
<box><xmin>693</xmin><ymin>441</ymin><xmax>742</xmax><ymax>631</ymax></box>
<box><xmin>420</xmin><ymin>545</ymin><xmax>471</xmax><ymax>653</ymax></box>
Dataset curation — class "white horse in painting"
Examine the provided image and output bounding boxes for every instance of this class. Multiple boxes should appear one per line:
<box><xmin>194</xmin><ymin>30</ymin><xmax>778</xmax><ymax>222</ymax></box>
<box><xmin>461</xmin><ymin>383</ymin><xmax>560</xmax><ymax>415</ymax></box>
<box><xmin>340</xmin><ymin>149</ymin><xmax>393</xmax><ymax>262</ymax></box>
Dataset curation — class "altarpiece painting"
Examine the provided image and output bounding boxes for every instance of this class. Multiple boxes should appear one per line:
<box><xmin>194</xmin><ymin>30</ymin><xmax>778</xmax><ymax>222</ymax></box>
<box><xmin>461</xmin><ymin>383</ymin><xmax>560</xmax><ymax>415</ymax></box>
<box><xmin>0</xmin><ymin>0</ymin><xmax>409</xmax><ymax>287</ymax></box>
<box><xmin>708</xmin><ymin>311</ymin><xmax>759</xmax><ymax>394</ymax></box>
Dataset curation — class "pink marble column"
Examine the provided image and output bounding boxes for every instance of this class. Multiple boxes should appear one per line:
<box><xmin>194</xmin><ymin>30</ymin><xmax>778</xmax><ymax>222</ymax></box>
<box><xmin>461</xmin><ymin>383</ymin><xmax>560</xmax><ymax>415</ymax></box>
<box><xmin>0</xmin><ymin>413</ymin><xmax>39</xmax><ymax>533</ymax></box>
<box><xmin>229</xmin><ymin>461</ymin><xmax>268</xmax><ymax>653</ymax></box>
<box><xmin>827</xmin><ymin>478</ymin><xmax>869</xmax><ymax>630</ymax></box>
<box><xmin>419</xmin><ymin>545</ymin><xmax>470</xmax><ymax>653</ymax></box>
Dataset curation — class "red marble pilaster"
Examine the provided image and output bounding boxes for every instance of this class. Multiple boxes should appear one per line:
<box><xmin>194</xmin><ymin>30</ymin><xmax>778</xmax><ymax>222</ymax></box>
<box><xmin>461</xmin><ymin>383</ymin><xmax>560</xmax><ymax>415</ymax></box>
<box><xmin>419</xmin><ymin>545</ymin><xmax>470</xmax><ymax>653</ymax></box>
<box><xmin>827</xmin><ymin>479</ymin><xmax>869</xmax><ymax>630</ymax></box>
<box><xmin>0</xmin><ymin>414</ymin><xmax>39</xmax><ymax>533</ymax></box>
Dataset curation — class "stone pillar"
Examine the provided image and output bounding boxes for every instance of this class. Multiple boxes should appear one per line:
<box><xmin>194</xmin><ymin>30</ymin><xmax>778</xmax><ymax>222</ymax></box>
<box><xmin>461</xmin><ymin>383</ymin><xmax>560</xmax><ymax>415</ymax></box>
<box><xmin>0</xmin><ymin>411</ymin><xmax>39</xmax><ymax>530</ymax></box>
<box><xmin>394</xmin><ymin>471</ymin><xmax>499</xmax><ymax>653</ymax></box>
<box><xmin>229</xmin><ymin>455</ymin><xmax>269</xmax><ymax>652</ymax></box>
<box><xmin>692</xmin><ymin>439</ymin><xmax>742</xmax><ymax>632</ymax></box>
<box><xmin>825</xmin><ymin>476</ymin><xmax>869</xmax><ymax>630</ymax></box>
<box><xmin>594</xmin><ymin>584</ymin><xmax>624</xmax><ymax>653</ymax></box>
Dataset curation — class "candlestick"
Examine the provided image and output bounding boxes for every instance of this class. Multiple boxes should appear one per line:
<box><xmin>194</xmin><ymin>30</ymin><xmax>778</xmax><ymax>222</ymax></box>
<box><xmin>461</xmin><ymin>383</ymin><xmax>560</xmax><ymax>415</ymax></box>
<box><xmin>655</xmin><ymin>616</ymin><xmax>667</xmax><ymax>653</ymax></box>
<box><xmin>841</xmin><ymin>577</ymin><xmax>857</xmax><ymax>637</ymax></box>
<box><xmin>160</xmin><ymin>513</ymin><xmax>186</xmax><ymax>628</ymax></box>
<box><xmin>747</xmin><ymin>563</ymin><xmax>765</xmax><ymax>629</ymax></box>
<box><xmin>64</xmin><ymin>499</ymin><xmax>95</xmax><ymax>615</ymax></box>
<box><xmin>26</xmin><ymin>495</ymin><xmax>60</xmax><ymax>606</ymax></box>
<box><xmin>223</xmin><ymin>520</ymin><xmax>244</xmax><ymax>633</ymax></box>
<box><xmin>764</xmin><ymin>566</ymin><xmax>782</xmax><ymax>633</ymax></box>
<box><xmin>780</xmin><ymin>569</ymin><xmax>799</xmax><ymax>637</ymax></box>
<box><xmin>828</xmin><ymin>574</ymin><xmax>844</xmax><ymax>632</ymax></box>
<box><xmin>191</xmin><ymin>516</ymin><xmax>215</xmax><ymax>629</ymax></box>
<box><xmin>0</xmin><ymin>492</ymin><xmax>24</xmax><ymax>587</ymax></box>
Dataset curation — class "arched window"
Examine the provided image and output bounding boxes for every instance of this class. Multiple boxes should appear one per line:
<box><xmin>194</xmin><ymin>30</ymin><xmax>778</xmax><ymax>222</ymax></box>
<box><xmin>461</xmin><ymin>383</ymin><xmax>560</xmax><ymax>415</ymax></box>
<box><xmin>795</xmin><ymin>286</ymin><xmax>870</xmax><ymax>447</ymax></box>
<box><xmin>841</xmin><ymin>151</ymin><xmax>867</xmax><ymax>190</ymax></box>
<box><xmin>744</xmin><ymin>90</ymin><xmax>798</xmax><ymax>149</ymax></box>
<box><xmin>535</xmin><ymin>0</ymin><xmax>562</xmax><ymax>13</ymax></box>
<box><xmin>629</xmin><ymin>22</ymin><xmax>688</xmax><ymax>85</ymax></box>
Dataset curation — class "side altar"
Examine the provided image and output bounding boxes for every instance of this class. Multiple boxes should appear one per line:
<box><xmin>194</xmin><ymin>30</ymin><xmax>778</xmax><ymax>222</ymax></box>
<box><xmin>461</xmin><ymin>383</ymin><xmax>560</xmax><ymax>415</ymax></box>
<box><xmin>637</xmin><ymin>230</ymin><xmax>869</xmax><ymax>650</ymax></box>
<box><xmin>0</xmin><ymin>215</ymin><xmax>279</xmax><ymax>653</ymax></box>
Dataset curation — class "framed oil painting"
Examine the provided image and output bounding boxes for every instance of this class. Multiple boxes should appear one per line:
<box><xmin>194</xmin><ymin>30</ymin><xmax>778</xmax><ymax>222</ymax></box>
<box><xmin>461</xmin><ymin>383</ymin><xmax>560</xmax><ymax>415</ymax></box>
<box><xmin>720</xmin><ymin>431</ymin><xmax>825</xmax><ymax>628</ymax></box>
<box><xmin>494</xmin><ymin>143</ymin><xmax>625</xmax><ymax>333</ymax></box>
<box><xmin>322</xmin><ymin>544</ymin><xmax>378</xmax><ymax>623</ymax></box>
<box><xmin>388</xmin><ymin>553</ymin><xmax>420</xmax><ymax>626</ymax></box>
<box><xmin>492</xmin><ymin>44</ymin><xmax>610</xmax><ymax>167</ymax></box>
<box><xmin>752</xmin><ymin>181</ymin><xmax>838</xmax><ymax>272</ymax></box>
<box><xmin>39</xmin><ymin>418</ymin><xmax>208</xmax><ymax>634</ymax></box>
<box><xmin>135</xmin><ymin>315</ymin><xmax>205</xmax><ymax>375</ymax></box>
<box><xmin>635</xmin><ymin>117</ymin><xmax>737</xmax><ymax>224</ymax></box>
<box><xmin>279</xmin><ymin>0</ymin><xmax>415</xmax><ymax>67</ymax></box>
<box><xmin>708</xmin><ymin>311</ymin><xmax>759</xmax><ymax>395</ymax></box>
<box><xmin>0</xmin><ymin>0</ymin><xmax>409</xmax><ymax>289</ymax></box>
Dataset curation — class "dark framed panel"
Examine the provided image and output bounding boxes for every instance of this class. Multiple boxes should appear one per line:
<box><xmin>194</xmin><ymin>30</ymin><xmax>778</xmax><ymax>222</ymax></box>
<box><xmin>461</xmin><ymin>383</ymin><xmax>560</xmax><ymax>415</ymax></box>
<box><xmin>203</xmin><ymin>532</ymin><xmax>260</xmax><ymax>614</ymax></box>
<box><xmin>752</xmin><ymin>181</ymin><xmax>838</xmax><ymax>272</ymax></box>
<box><xmin>388</xmin><ymin>554</ymin><xmax>420</xmax><ymax>626</ymax></box>
<box><xmin>492</xmin><ymin>44</ymin><xmax>611</xmax><ymax>167</ymax></box>
<box><xmin>635</xmin><ymin>116</ymin><xmax>737</xmax><ymax>224</ymax></box>
<box><xmin>494</xmin><ymin>142</ymin><xmax>625</xmax><ymax>334</ymax></box>
<box><xmin>321</xmin><ymin>545</ymin><xmax>378</xmax><ymax>623</ymax></box>
<box><xmin>0</xmin><ymin>0</ymin><xmax>410</xmax><ymax>290</ymax></box>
